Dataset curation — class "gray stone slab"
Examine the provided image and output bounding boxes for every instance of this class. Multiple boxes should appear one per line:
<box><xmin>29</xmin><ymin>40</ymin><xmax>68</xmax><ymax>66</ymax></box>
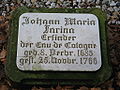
<box><xmin>17</xmin><ymin>13</ymin><xmax>101</xmax><ymax>71</ymax></box>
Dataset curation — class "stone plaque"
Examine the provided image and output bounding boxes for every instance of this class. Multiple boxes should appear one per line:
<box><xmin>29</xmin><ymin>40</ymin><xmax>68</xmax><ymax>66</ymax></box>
<box><xmin>6</xmin><ymin>7</ymin><xmax>112</xmax><ymax>86</ymax></box>
<box><xmin>17</xmin><ymin>13</ymin><xmax>101</xmax><ymax>71</ymax></box>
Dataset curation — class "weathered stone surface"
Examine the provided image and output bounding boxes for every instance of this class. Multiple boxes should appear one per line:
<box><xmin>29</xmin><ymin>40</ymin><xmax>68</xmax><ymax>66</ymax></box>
<box><xmin>17</xmin><ymin>13</ymin><xmax>101</xmax><ymax>71</ymax></box>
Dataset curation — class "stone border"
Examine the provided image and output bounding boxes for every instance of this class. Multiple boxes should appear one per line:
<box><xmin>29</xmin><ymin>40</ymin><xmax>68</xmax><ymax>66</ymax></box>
<box><xmin>5</xmin><ymin>7</ymin><xmax>112</xmax><ymax>86</ymax></box>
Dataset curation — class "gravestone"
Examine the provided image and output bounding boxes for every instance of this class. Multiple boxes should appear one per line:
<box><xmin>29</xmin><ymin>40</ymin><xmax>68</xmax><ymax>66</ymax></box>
<box><xmin>6</xmin><ymin>7</ymin><xmax>112</xmax><ymax>86</ymax></box>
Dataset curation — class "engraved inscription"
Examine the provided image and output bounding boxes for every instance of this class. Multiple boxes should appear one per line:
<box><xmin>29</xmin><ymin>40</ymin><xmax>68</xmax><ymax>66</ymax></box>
<box><xmin>17</xmin><ymin>13</ymin><xmax>101</xmax><ymax>71</ymax></box>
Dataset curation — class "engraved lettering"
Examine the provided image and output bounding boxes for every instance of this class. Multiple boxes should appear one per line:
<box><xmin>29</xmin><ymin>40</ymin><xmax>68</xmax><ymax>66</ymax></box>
<box><xmin>17</xmin><ymin>13</ymin><xmax>101</xmax><ymax>71</ymax></box>
<box><xmin>43</xmin><ymin>25</ymin><xmax>75</xmax><ymax>34</ymax></box>
<box><xmin>22</xmin><ymin>17</ymin><xmax>29</xmax><ymax>25</ymax></box>
<box><xmin>64</xmin><ymin>42</ymin><xmax>96</xmax><ymax>49</ymax></box>
<box><xmin>41</xmin><ymin>34</ymin><xmax>76</xmax><ymax>41</ymax></box>
<box><xmin>65</xmin><ymin>18</ymin><xmax>96</xmax><ymax>26</ymax></box>
<box><xmin>49</xmin><ymin>49</ymin><xmax>73</xmax><ymax>56</ymax></box>
<box><xmin>20</xmin><ymin>41</ymin><xmax>33</xmax><ymax>48</ymax></box>
<box><xmin>22</xmin><ymin>16</ymin><xmax>60</xmax><ymax>26</ymax></box>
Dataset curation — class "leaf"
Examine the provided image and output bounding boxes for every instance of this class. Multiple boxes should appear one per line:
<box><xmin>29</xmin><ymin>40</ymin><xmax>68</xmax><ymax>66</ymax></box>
<box><xmin>78</xmin><ymin>86</ymin><xmax>89</xmax><ymax>90</ymax></box>
<box><xmin>0</xmin><ymin>34</ymin><xmax>6</xmax><ymax>41</ymax></box>
<box><xmin>91</xmin><ymin>88</ymin><xmax>101</xmax><ymax>90</ymax></box>
<box><xmin>117</xmin><ymin>80</ymin><xmax>120</xmax><ymax>86</ymax></box>
<box><xmin>0</xmin><ymin>49</ymin><xmax>7</xmax><ymax>63</ymax></box>
<box><xmin>31</xmin><ymin>86</ymin><xmax>43</xmax><ymax>90</ymax></box>
<box><xmin>0</xmin><ymin>85</ymin><xmax>9</xmax><ymax>90</ymax></box>
<box><xmin>56</xmin><ymin>84</ymin><xmax>62</xmax><ymax>90</ymax></box>
<box><xmin>117</xmin><ymin>72</ymin><xmax>120</xmax><ymax>79</ymax></box>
